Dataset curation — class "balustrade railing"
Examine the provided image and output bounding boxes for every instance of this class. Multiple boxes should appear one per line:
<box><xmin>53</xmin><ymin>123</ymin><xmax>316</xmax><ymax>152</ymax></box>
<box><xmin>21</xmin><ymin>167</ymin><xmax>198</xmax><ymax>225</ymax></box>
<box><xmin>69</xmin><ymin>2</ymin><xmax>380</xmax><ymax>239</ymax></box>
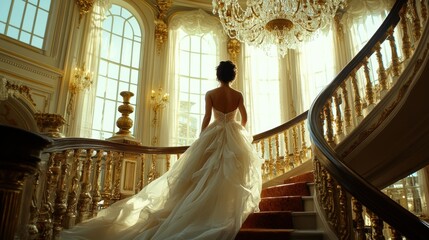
<box><xmin>309</xmin><ymin>0</ymin><xmax>429</xmax><ymax>239</ymax></box>
<box><xmin>13</xmin><ymin>110</ymin><xmax>312</xmax><ymax>240</ymax></box>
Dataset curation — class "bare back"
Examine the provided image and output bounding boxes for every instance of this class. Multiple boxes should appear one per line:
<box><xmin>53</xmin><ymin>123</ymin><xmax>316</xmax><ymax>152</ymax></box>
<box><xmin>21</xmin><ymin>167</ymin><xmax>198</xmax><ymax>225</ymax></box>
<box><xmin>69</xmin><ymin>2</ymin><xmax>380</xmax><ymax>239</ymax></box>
<box><xmin>201</xmin><ymin>85</ymin><xmax>248</xmax><ymax>132</ymax></box>
<box><xmin>209</xmin><ymin>86</ymin><xmax>242</xmax><ymax>113</ymax></box>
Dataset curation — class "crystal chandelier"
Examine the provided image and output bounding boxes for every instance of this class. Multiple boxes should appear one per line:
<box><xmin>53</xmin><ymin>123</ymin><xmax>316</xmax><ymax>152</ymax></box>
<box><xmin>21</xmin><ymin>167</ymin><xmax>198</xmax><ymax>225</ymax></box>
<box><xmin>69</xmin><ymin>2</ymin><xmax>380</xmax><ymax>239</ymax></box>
<box><xmin>212</xmin><ymin>0</ymin><xmax>345</xmax><ymax>57</ymax></box>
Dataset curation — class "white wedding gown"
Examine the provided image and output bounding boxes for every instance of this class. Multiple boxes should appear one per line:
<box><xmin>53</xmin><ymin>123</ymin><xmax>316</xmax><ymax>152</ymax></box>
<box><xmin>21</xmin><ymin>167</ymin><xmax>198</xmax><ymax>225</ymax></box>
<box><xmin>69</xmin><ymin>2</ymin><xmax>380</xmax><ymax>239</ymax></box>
<box><xmin>61</xmin><ymin>108</ymin><xmax>263</xmax><ymax>240</ymax></box>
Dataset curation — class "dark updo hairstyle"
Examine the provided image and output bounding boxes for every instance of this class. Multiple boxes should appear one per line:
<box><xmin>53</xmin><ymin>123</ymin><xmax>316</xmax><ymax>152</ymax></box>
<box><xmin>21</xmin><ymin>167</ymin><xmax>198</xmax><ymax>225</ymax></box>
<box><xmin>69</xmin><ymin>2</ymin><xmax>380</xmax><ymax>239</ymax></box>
<box><xmin>216</xmin><ymin>60</ymin><xmax>236</xmax><ymax>84</ymax></box>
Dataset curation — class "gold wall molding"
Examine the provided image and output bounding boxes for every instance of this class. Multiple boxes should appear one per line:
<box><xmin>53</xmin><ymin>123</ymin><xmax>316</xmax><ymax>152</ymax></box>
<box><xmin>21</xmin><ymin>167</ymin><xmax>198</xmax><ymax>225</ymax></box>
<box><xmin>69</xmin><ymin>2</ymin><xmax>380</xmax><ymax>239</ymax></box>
<box><xmin>155</xmin><ymin>0</ymin><xmax>172</xmax><ymax>54</ymax></box>
<box><xmin>0</xmin><ymin>52</ymin><xmax>62</xmax><ymax>81</ymax></box>
<box><xmin>75</xmin><ymin>0</ymin><xmax>95</xmax><ymax>26</ymax></box>
<box><xmin>227</xmin><ymin>38</ymin><xmax>241</xmax><ymax>63</ymax></box>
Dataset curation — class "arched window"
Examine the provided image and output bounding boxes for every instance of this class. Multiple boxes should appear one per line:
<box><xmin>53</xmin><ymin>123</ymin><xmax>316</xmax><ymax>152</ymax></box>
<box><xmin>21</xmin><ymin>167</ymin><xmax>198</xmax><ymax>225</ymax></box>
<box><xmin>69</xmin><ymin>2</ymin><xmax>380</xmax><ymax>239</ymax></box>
<box><xmin>0</xmin><ymin>0</ymin><xmax>52</xmax><ymax>49</ymax></box>
<box><xmin>91</xmin><ymin>4</ymin><xmax>142</xmax><ymax>140</ymax></box>
<box><xmin>175</xmin><ymin>28</ymin><xmax>218</xmax><ymax>145</ymax></box>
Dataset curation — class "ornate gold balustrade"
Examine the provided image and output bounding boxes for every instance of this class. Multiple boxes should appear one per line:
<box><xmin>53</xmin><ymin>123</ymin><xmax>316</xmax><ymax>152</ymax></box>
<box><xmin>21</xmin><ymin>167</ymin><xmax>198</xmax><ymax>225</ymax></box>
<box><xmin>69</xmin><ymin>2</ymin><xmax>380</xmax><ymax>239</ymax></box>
<box><xmin>309</xmin><ymin>0</ymin><xmax>429</xmax><ymax>239</ymax></box>
<box><xmin>18</xmin><ymin>110</ymin><xmax>312</xmax><ymax>240</ymax></box>
<box><xmin>253</xmin><ymin>112</ymin><xmax>311</xmax><ymax>182</ymax></box>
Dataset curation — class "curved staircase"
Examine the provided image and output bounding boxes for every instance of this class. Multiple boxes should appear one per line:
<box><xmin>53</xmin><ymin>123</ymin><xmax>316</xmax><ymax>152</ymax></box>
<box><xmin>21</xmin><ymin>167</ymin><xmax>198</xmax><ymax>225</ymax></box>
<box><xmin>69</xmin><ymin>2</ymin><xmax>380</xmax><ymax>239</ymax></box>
<box><xmin>236</xmin><ymin>172</ymin><xmax>323</xmax><ymax>240</ymax></box>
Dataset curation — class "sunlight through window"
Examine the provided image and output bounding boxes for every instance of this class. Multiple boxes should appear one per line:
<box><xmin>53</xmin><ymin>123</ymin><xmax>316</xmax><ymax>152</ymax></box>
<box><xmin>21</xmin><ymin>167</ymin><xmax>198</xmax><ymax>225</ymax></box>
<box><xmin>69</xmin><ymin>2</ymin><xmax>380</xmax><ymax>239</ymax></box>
<box><xmin>91</xmin><ymin>4</ymin><xmax>142</xmax><ymax>140</ymax></box>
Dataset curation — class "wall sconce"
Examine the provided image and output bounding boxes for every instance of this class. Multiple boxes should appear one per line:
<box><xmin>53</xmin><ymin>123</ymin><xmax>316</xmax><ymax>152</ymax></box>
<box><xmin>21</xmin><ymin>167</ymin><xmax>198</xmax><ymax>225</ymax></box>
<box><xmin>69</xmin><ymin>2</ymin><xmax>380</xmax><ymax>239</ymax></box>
<box><xmin>66</xmin><ymin>65</ymin><xmax>93</xmax><ymax>118</ymax></box>
<box><xmin>150</xmin><ymin>87</ymin><xmax>169</xmax><ymax>146</ymax></box>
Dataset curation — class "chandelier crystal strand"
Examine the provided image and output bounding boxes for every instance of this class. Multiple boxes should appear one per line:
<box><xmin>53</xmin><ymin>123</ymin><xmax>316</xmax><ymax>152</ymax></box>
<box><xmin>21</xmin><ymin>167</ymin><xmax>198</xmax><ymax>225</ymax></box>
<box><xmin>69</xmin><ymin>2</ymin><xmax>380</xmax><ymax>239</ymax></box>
<box><xmin>213</xmin><ymin>0</ymin><xmax>345</xmax><ymax>57</ymax></box>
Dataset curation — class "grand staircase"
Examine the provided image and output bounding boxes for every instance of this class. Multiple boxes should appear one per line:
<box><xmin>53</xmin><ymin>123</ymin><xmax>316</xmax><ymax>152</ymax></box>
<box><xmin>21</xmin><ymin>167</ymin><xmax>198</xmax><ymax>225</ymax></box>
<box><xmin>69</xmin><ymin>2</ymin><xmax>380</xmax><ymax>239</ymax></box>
<box><xmin>236</xmin><ymin>172</ymin><xmax>324</xmax><ymax>240</ymax></box>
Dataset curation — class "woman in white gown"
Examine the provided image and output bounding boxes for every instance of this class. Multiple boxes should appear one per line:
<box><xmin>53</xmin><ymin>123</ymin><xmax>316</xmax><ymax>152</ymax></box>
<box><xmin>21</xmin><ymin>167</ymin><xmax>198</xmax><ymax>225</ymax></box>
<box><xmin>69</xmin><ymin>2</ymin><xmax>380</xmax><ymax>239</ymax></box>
<box><xmin>61</xmin><ymin>60</ymin><xmax>263</xmax><ymax>240</ymax></box>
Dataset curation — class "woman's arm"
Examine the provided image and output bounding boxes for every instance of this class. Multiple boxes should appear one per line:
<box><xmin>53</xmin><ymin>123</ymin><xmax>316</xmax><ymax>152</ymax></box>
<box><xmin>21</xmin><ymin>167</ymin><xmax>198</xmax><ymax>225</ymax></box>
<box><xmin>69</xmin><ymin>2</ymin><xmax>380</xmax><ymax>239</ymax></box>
<box><xmin>201</xmin><ymin>92</ymin><xmax>213</xmax><ymax>133</ymax></box>
<box><xmin>238</xmin><ymin>93</ymin><xmax>247</xmax><ymax>127</ymax></box>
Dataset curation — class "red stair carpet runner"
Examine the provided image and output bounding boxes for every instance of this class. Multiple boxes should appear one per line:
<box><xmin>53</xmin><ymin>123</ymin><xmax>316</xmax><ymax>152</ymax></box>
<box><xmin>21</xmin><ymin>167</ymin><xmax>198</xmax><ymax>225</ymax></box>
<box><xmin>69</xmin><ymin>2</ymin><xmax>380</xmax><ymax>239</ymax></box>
<box><xmin>235</xmin><ymin>171</ymin><xmax>319</xmax><ymax>240</ymax></box>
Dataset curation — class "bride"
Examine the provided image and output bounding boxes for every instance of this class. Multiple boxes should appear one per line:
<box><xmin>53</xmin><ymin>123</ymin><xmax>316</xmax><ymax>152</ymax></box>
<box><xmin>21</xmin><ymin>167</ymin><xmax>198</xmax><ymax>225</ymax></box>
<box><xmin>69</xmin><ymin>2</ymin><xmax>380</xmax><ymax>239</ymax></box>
<box><xmin>61</xmin><ymin>60</ymin><xmax>263</xmax><ymax>240</ymax></box>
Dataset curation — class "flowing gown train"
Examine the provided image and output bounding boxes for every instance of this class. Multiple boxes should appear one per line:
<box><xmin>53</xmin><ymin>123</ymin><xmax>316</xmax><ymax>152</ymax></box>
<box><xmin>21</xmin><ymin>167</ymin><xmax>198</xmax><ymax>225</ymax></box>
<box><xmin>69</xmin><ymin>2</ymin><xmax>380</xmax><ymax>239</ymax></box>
<box><xmin>60</xmin><ymin>108</ymin><xmax>263</xmax><ymax>240</ymax></box>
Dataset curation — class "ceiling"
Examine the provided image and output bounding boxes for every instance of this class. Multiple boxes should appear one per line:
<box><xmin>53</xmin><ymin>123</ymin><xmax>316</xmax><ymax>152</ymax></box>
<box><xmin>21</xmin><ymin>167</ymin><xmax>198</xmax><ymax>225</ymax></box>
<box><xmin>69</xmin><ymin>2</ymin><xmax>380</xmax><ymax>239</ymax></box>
<box><xmin>145</xmin><ymin>0</ymin><xmax>214</xmax><ymax>12</ymax></box>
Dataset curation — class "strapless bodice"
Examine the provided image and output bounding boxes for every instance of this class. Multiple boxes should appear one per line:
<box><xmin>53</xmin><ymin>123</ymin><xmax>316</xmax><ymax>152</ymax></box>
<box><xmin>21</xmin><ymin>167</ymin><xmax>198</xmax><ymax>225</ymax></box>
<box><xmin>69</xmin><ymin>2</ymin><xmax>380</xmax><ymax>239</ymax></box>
<box><xmin>213</xmin><ymin>108</ymin><xmax>238</xmax><ymax>122</ymax></box>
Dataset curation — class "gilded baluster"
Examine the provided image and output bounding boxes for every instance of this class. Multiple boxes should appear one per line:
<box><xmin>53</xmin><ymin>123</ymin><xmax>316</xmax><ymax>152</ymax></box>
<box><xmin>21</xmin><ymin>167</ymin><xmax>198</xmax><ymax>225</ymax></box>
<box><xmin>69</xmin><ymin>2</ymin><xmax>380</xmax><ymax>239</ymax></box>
<box><xmin>260</xmin><ymin>140</ymin><xmax>268</xmax><ymax>180</ymax></box>
<box><xmin>148</xmin><ymin>154</ymin><xmax>159</xmax><ymax>183</ymax></box>
<box><xmin>283</xmin><ymin>130</ymin><xmax>292</xmax><ymax>170</ymax></box>
<box><xmin>274</xmin><ymin>134</ymin><xmax>282</xmax><ymax>175</ymax></box>
<box><xmin>76</xmin><ymin>149</ymin><xmax>94</xmax><ymax>224</ymax></box>
<box><xmin>374</xmin><ymin>42</ymin><xmax>388</xmax><ymax>96</ymax></box>
<box><xmin>338</xmin><ymin>185</ymin><xmax>350</xmax><ymax>240</ymax></box>
<box><xmin>137</xmin><ymin>154</ymin><xmax>145</xmax><ymax>191</ymax></box>
<box><xmin>352</xmin><ymin>197</ymin><xmax>365</xmax><ymax>240</ymax></box>
<box><xmin>400</xmin><ymin>4</ymin><xmax>412</xmax><ymax>59</ymax></box>
<box><xmin>323</xmin><ymin>101</ymin><xmax>336</xmax><ymax>148</ymax></box>
<box><xmin>36</xmin><ymin>153</ymin><xmax>56</xmax><ymax>240</ymax></box>
<box><xmin>320</xmin><ymin>165</ymin><xmax>328</xmax><ymax>208</ymax></box>
<box><xmin>340</xmin><ymin>81</ymin><xmax>352</xmax><ymax>134</ymax></box>
<box><xmin>268</xmin><ymin>136</ymin><xmax>274</xmax><ymax>179</ymax></box>
<box><xmin>368</xmin><ymin>210</ymin><xmax>384</xmax><ymax>240</ymax></box>
<box><xmin>333</xmin><ymin>91</ymin><xmax>344</xmax><ymax>142</ymax></box>
<box><xmin>166</xmin><ymin>154</ymin><xmax>171</xmax><ymax>171</ymax></box>
<box><xmin>27</xmin><ymin>171</ymin><xmax>40</xmax><ymax>240</ymax></box>
<box><xmin>328</xmin><ymin>175</ymin><xmax>340</xmax><ymax>232</ymax></box>
<box><xmin>388</xmin><ymin>224</ymin><xmax>403</xmax><ymax>240</ymax></box>
<box><xmin>363</xmin><ymin>58</ymin><xmax>375</xmax><ymax>108</ymax></box>
<box><xmin>64</xmin><ymin>149</ymin><xmax>82</xmax><ymax>228</ymax></box>
<box><xmin>387</xmin><ymin>26</ymin><xmax>402</xmax><ymax>78</ymax></box>
<box><xmin>324</xmin><ymin>171</ymin><xmax>338</xmax><ymax>229</ymax></box>
<box><xmin>350</xmin><ymin>71</ymin><xmax>363</xmax><ymax>119</ymax></box>
<box><xmin>90</xmin><ymin>150</ymin><xmax>103</xmax><ymax>217</ymax></box>
<box><xmin>292</xmin><ymin>126</ymin><xmax>301</xmax><ymax>165</ymax></box>
<box><xmin>101</xmin><ymin>151</ymin><xmax>113</xmax><ymax>208</ymax></box>
<box><xmin>410</xmin><ymin>0</ymin><xmax>422</xmax><ymax>40</ymax></box>
<box><xmin>111</xmin><ymin>152</ymin><xmax>123</xmax><ymax>202</ymax></box>
<box><xmin>300</xmin><ymin>121</ymin><xmax>308</xmax><ymax>160</ymax></box>
<box><xmin>53</xmin><ymin>151</ymin><xmax>70</xmax><ymax>238</ymax></box>
<box><xmin>421</xmin><ymin>0</ymin><xmax>428</xmax><ymax>22</ymax></box>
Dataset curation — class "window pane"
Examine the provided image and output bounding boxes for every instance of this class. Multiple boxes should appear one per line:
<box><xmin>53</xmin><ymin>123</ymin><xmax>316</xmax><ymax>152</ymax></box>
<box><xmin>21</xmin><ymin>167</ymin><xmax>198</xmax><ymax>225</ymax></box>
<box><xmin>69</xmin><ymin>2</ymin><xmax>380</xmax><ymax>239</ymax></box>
<box><xmin>120</xmin><ymin>67</ymin><xmax>130</xmax><ymax>82</ymax></box>
<box><xmin>130</xmin><ymin>69</ymin><xmax>138</xmax><ymax>84</ymax></box>
<box><xmin>102</xmin><ymin>100</ymin><xmax>116</xmax><ymax>131</ymax></box>
<box><xmin>7</xmin><ymin>26</ymin><xmax>19</xmax><ymax>39</ymax></box>
<box><xmin>112</xmin><ymin>16</ymin><xmax>125</xmax><ymax>35</ymax></box>
<box><xmin>106</xmin><ymin>78</ymin><xmax>118</xmax><ymax>99</ymax></box>
<box><xmin>190</xmin><ymin>53</ymin><xmax>201</xmax><ymax>77</ymax></box>
<box><xmin>19</xmin><ymin>31</ymin><xmax>31</xmax><ymax>44</ymax></box>
<box><xmin>0</xmin><ymin>0</ymin><xmax>12</xmax><ymax>23</ymax></box>
<box><xmin>110</xmin><ymin>34</ymin><xmax>122</xmax><ymax>63</ymax></box>
<box><xmin>34</xmin><ymin>9</ymin><xmax>48</xmax><ymax>36</ymax></box>
<box><xmin>22</xmin><ymin>5</ymin><xmax>36</xmax><ymax>32</ymax></box>
<box><xmin>129</xmin><ymin>17</ymin><xmax>140</xmax><ymax>37</ymax></box>
<box><xmin>118</xmin><ymin>81</ymin><xmax>129</xmax><ymax>93</ymax></box>
<box><xmin>10</xmin><ymin>1</ymin><xmax>24</xmax><ymax>28</ymax></box>
<box><xmin>96</xmin><ymin>76</ymin><xmax>107</xmax><ymax>97</ymax></box>
<box><xmin>31</xmin><ymin>35</ymin><xmax>43</xmax><ymax>48</ymax></box>
<box><xmin>132</xmin><ymin>42</ymin><xmax>140</xmax><ymax>68</ymax></box>
<box><xmin>189</xmin><ymin>78</ymin><xmax>200</xmax><ymax>94</ymax></box>
<box><xmin>121</xmin><ymin>38</ymin><xmax>132</xmax><ymax>65</ymax></box>
<box><xmin>0</xmin><ymin>23</ymin><xmax>5</xmax><ymax>33</ymax></box>
<box><xmin>39</xmin><ymin>0</ymin><xmax>51</xmax><ymax>11</ymax></box>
